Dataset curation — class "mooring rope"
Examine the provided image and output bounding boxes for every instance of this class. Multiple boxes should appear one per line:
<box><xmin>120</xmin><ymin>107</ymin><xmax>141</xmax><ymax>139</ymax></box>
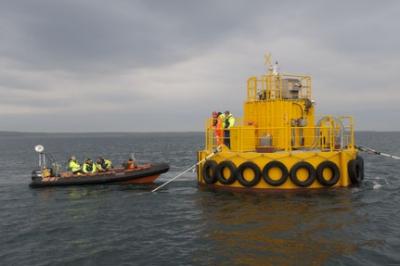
<box><xmin>151</xmin><ymin>146</ymin><xmax>221</xmax><ymax>192</ymax></box>
<box><xmin>356</xmin><ymin>145</ymin><xmax>400</xmax><ymax>160</ymax></box>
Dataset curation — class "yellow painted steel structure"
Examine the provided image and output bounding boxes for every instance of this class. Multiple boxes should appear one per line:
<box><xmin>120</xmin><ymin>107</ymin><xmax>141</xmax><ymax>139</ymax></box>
<box><xmin>197</xmin><ymin>61</ymin><xmax>361</xmax><ymax>190</ymax></box>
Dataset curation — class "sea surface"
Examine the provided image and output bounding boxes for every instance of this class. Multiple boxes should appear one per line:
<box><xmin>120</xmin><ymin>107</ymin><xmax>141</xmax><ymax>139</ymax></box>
<box><xmin>0</xmin><ymin>132</ymin><xmax>399</xmax><ymax>266</ymax></box>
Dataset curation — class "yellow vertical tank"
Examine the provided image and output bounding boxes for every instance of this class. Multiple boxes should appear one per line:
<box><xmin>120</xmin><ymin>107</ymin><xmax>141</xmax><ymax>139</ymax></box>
<box><xmin>197</xmin><ymin>57</ymin><xmax>364</xmax><ymax>191</ymax></box>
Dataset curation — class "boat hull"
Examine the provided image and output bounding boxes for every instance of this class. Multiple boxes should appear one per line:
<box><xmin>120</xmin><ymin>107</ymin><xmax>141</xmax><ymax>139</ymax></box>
<box><xmin>30</xmin><ymin>163</ymin><xmax>169</xmax><ymax>188</ymax></box>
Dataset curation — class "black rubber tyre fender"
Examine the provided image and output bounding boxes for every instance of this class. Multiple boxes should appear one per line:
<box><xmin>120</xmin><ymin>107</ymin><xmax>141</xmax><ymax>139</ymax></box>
<box><xmin>202</xmin><ymin>160</ymin><xmax>218</xmax><ymax>184</ymax></box>
<box><xmin>348</xmin><ymin>156</ymin><xmax>364</xmax><ymax>184</ymax></box>
<box><xmin>216</xmin><ymin>161</ymin><xmax>237</xmax><ymax>185</ymax></box>
<box><xmin>236</xmin><ymin>161</ymin><xmax>261</xmax><ymax>187</ymax></box>
<box><xmin>290</xmin><ymin>161</ymin><xmax>316</xmax><ymax>187</ymax></box>
<box><xmin>357</xmin><ymin>156</ymin><xmax>365</xmax><ymax>181</ymax></box>
<box><xmin>262</xmin><ymin>161</ymin><xmax>289</xmax><ymax>186</ymax></box>
<box><xmin>316</xmin><ymin>161</ymin><xmax>340</xmax><ymax>187</ymax></box>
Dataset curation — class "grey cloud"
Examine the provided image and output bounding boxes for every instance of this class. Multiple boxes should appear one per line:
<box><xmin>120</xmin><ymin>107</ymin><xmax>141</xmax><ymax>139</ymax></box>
<box><xmin>0</xmin><ymin>77</ymin><xmax>46</xmax><ymax>92</ymax></box>
<box><xmin>0</xmin><ymin>0</ymin><xmax>399</xmax><ymax>131</ymax></box>
<box><xmin>302</xmin><ymin>1</ymin><xmax>400</xmax><ymax>60</ymax></box>
<box><xmin>2</xmin><ymin>0</ymin><xmax>399</xmax><ymax>74</ymax></box>
<box><xmin>0</xmin><ymin>0</ymin><xmax>262</xmax><ymax>74</ymax></box>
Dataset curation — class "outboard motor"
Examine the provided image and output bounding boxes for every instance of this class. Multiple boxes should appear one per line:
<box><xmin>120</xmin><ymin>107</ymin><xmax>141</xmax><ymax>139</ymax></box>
<box><xmin>31</xmin><ymin>169</ymin><xmax>43</xmax><ymax>181</ymax></box>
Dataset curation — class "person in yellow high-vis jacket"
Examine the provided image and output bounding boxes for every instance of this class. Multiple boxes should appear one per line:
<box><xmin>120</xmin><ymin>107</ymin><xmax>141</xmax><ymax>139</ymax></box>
<box><xmin>68</xmin><ymin>155</ymin><xmax>81</xmax><ymax>174</ymax></box>
<box><xmin>223</xmin><ymin>110</ymin><xmax>235</xmax><ymax>148</ymax></box>
<box><xmin>96</xmin><ymin>157</ymin><xmax>113</xmax><ymax>172</ymax></box>
<box><xmin>82</xmin><ymin>158</ymin><xmax>97</xmax><ymax>174</ymax></box>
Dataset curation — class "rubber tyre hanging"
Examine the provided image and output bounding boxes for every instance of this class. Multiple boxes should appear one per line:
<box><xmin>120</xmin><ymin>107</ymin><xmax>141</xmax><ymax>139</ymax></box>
<box><xmin>357</xmin><ymin>156</ymin><xmax>365</xmax><ymax>181</ymax></box>
<box><xmin>262</xmin><ymin>161</ymin><xmax>289</xmax><ymax>186</ymax></box>
<box><xmin>290</xmin><ymin>161</ymin><xmax>316</xmax><ymax>187</ymax></box>
<box><xmin>216</xmin><ymin>161</ymin><xmax>237</xmax><ymax>185</ymax></box>
<box><xmin>316</xmin><ymin>161</ymin><xmax>340</xmax><ymax>187</ymax></box>
<box><xmin>202</xmin><ymin>160</ymin><xmax>218</xmax><ymax>184</ymax></box>
<box><xmin>348</xmin><ymin>156</ymin><xmax>364</xmax><ymax>184</ymax></box>
<box><xmin>236</xmin><ymin>161</ymin><xmax>261</xmax><ymax>187</ymax></box>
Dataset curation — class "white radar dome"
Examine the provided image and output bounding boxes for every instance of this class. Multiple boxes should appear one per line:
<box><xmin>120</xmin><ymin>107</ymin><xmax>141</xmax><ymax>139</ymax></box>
<box><xmin>34</xmin><ymin>145</ymin><xmax>45</xmax><ymax>153</ymax></box>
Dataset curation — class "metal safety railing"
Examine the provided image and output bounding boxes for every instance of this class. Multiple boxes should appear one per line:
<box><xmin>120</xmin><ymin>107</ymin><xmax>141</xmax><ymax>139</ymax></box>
<box><xmin>205</xmin><ymin>117</ymin><xmax>354</xmax><ymax>153</ymax></box>
<box><xmin>247</xmin><ymin>73</ymin><xmax>312</xmax><ymax>101</ymax></box>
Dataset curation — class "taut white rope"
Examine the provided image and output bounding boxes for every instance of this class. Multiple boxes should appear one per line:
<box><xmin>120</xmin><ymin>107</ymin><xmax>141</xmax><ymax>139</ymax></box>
<box><xmin>151</xmin><ymin>146</ymin><xmax>221</xmax><ymax>192</ymax></box>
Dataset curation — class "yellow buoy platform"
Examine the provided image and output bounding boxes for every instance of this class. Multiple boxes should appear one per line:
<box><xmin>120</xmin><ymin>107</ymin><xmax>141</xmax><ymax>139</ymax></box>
<box><xmin>197</xmin><ymin>57</ymin><xmax>364</xmax><ymax>191</ymax></box>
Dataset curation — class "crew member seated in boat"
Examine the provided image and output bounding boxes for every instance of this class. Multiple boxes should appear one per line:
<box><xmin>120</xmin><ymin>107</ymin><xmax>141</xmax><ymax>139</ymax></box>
<box><xmin>68</xmin><ymin>155</ymin><xmax>82</xmax><ymax>174</ymax></box>
<box><xmin>96</xmin><ymin>157</ymin><xmax>113</xmax><ymax>172</ymax></box>
<box><xmin>123</xmin><ymin>155</ymin><xmax>137</xmax><ymax>170</ymax></box>
<box><xmin>223</xmin><ymin>110</ymin><xmax>235</xmax><ymax>148</ymax></box>
<box><xmin>82</xmin><ymin>158</ymin><xmax>97</xmax><ymax>174</ymax></box>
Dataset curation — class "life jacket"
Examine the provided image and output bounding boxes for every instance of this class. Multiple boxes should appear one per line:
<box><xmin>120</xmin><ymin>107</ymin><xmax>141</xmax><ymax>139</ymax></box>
<box><xmin>126</xmin><ymin>159</ymin><xmax>136</xmax><ymax>169</ymax></box>
<box><xmin>68</xmin><ymin>160</ymin><xmax>81</xmax><ymax>172</ymax></box>
<box><xmin>95</xmin><ymin>163</ymin><xmax>103</xmax><ymax>171</ymax></box>
<box><xmin>83</xmin><ymin>162</ymin><xmax>96</xmax><ymax>173</ymax></box>
<box><xmin>99</xmin><ymin>159</ymin><xmax>112</xmax><ymax>170</ymax></box>
<box><xmin>218</xmin><ymin>113</ymin><xmax>225</xmax><ymax>129</ymax></box>
<box><xmin>224</xmin><ymin>114</ymin><xmax>235</xmax><ymax>129</ymax></box>
<box><xmin>103</xmin><ymin>159</ymin><xmax>112</xmax><ymax>169</ymax></box>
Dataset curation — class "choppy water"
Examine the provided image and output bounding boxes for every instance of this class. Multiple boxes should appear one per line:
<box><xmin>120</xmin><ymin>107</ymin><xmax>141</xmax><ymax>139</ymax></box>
<box><xmin>0</xmin><ymin>132</ymin><xmax>399</xmax><ymax>265</ymax></box>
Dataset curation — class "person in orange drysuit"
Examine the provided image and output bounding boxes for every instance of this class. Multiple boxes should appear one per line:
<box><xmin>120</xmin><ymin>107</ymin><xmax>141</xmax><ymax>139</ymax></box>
<box><xmin>215</xmin><ymin>112</ymin><xmax>225</xmax><ymax>145</ymax></box>
<box><xmin>211</xmin><ymin>112</ymin><xmax>218</xmax><ymax>145</ymax></box>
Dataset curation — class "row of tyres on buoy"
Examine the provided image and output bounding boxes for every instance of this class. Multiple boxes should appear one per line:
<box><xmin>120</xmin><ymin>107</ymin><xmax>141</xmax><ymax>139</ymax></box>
<box><xmin>202</xmin><ymin>156</ymin><xmax>364</xmax><ymax>188</ymax></box>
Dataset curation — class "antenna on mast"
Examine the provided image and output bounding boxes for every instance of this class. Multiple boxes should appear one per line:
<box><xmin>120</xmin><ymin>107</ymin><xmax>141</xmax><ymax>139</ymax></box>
<box><xmin>264</xmin><ymin>52</ymin><xmax>279</xmax><ymax>75</ymax></box>
<box><xmin>34</xmin><ymin>145</ymin><xmax>46</xmax><ymax>169</ymax></box>
<box><xmin>264</xmin><ymin>52</ymin><xmax>273</xmax><ymax>73</ymax></box>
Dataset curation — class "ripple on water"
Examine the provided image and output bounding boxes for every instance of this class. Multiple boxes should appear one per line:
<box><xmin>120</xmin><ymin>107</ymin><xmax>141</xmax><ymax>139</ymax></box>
<box><xmin>0</xmin><ymin>132</ymin><xmax>400</xmax><ymax>265</ymax></box>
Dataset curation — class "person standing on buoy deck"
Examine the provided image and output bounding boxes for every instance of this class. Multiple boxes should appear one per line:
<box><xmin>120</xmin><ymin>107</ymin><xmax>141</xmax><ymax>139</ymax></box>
<box><xmin>211</xmin><ymin>111</ymin><xmax>225</xmax><ymax>145</ymax></box>
<box><xmin>216</xmin><ymin>112</ymin><xmax>225</xmax><ymax>145</ymax></box>
<box><xmin>211</xmin><ymin>111</ymin><xmax>218</xmax><ymax>145</ymax></box>
<box><xmin>224</xmin><ymin>110</ymin><xmax>235</xmax><ymax>148</ymax></box>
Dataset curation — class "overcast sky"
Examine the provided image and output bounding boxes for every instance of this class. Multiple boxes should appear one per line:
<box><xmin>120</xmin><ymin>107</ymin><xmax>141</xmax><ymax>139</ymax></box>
<box><xmin>1</xmin><ymin>0</ymin><xmax>399</xmax><ymax>132</ymax></box>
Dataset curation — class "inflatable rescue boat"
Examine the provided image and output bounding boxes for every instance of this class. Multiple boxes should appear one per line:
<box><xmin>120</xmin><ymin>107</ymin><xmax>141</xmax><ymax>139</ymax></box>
<box><xmin>197</xmin><ymin>55</ymin><xmax>364</xmax><ymax>191</ymax></box>
<box><xmin>30</xmin><ymin>163</ymin><xmax>169</xmax><ymax>188</ymax></box>
<box><xmin>30</xmin><ymin>145</ymin><xmax>169</xmax><ymax>188</ymax></box>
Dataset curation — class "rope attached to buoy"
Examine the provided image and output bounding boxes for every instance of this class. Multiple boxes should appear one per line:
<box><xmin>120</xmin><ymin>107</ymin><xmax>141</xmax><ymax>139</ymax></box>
<box><xmin>151</xmin><ymin>146</ymin><xmax>221</xmax><ymax>192</ymax></box>
<box><xmin>356</xmin><ymin>145</ymin><xmax>400</xmax><ymax>160</ymax></box>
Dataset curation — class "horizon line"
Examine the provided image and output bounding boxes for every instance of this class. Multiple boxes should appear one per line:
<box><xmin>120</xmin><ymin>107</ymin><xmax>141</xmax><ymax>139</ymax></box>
<box><xmin>0</xmin><ymin>130</ymin><xmax>399</xmax><ymax>134</ymax></box>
